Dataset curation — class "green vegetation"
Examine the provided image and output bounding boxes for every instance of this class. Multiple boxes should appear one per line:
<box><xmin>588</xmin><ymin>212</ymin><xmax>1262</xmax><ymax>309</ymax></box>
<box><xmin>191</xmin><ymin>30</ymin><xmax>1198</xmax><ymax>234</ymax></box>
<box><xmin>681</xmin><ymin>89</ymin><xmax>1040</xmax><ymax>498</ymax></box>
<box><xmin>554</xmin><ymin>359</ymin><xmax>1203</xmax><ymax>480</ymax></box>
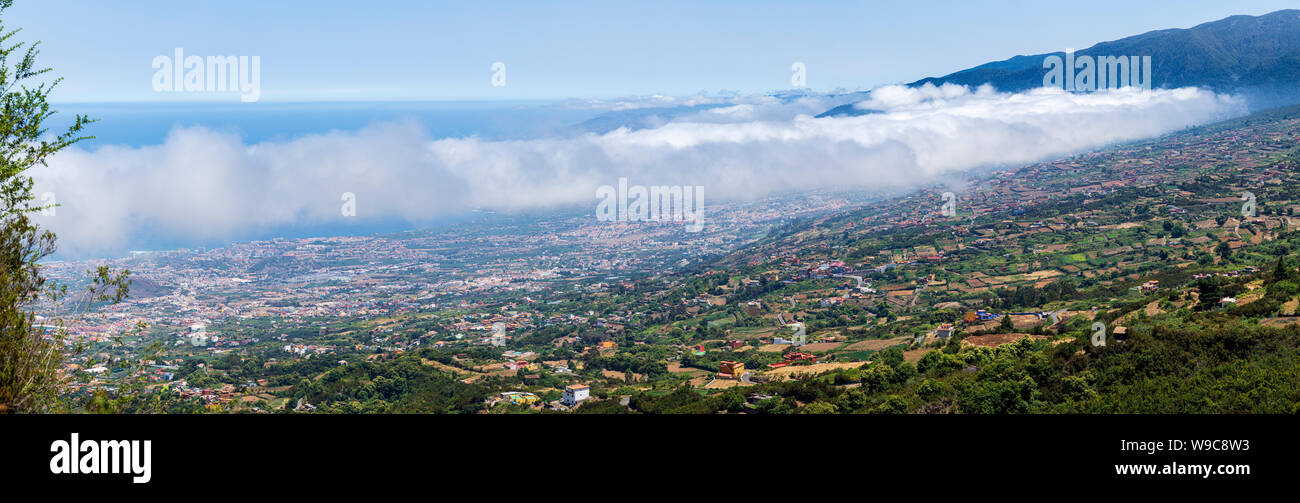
<box><xmin>0</xmin><ymin>1</ymin><xmax>132</xmax><ymax>413</ymax></box>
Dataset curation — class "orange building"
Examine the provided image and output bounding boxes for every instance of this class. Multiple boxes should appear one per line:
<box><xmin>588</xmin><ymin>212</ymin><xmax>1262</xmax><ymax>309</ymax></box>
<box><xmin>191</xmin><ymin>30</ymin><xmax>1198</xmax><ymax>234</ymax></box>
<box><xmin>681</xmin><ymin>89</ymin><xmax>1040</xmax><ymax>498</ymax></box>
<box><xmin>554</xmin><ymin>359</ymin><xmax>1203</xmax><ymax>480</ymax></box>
<box><xmin>718</xmin><ymin>360</ymin><xmax>745</xmax><ymax>378</ymax></box>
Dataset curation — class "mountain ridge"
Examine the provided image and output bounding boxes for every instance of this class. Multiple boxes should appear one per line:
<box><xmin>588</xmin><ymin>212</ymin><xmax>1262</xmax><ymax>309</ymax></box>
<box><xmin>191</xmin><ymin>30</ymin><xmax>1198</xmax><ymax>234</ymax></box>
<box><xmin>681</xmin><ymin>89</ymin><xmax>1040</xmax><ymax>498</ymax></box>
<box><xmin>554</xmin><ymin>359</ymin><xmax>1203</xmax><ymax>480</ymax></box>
<box><xmin>820</xmin><ymin>9</ymin><xmax>1300</xmax><ymax>117</ymax></box>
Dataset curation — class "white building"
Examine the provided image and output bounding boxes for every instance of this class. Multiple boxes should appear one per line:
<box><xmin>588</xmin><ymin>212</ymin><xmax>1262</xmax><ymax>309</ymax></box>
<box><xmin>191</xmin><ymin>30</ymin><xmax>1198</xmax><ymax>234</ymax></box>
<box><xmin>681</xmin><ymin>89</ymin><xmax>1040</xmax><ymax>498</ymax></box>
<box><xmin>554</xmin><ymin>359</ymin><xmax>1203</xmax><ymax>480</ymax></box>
<box><xmin>561</xmin><ymin>384</ymin><xmax>590</xmax><ymax>406</ymax></box>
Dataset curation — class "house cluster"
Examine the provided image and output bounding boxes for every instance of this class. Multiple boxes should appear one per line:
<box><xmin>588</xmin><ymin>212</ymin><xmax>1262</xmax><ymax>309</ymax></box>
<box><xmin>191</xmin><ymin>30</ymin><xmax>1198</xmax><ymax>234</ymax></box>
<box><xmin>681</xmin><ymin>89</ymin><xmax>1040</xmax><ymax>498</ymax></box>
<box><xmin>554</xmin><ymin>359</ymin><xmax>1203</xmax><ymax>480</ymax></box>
<box><xmin>1190</xmin><ymin>267</ymin><xmax>1259</xmax><ymax>280</ymax></box>
<box><xmin>282</xmin><ymin>343</ymin><xmax>336</xmax><ymax>357</ymax></box>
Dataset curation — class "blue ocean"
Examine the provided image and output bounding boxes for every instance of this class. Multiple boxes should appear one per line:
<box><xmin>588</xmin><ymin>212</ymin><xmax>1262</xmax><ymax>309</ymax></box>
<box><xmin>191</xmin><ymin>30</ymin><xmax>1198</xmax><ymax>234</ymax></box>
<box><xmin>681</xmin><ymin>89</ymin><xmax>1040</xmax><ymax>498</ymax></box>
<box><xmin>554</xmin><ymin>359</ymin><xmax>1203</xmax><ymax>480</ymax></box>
<box><xmin>49</xmin><ymin>100</ymin><xmax>602</xmax><ymax>147</ymax></box>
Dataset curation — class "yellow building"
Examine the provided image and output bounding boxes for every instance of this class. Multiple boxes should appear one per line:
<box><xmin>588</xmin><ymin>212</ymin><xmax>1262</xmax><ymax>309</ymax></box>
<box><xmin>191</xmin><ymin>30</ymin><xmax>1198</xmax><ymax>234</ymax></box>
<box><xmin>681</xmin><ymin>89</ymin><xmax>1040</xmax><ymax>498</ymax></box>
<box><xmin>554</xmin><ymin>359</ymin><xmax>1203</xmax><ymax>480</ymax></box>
<box><xmin>718</xmin><ymin>361</ymin><xmax>745</xmax><ymax>378</ymax></box>
<box><xmin>502</xmin><ymin>392</ymin><xmax>540</xmax><ymax>405</ymax></box>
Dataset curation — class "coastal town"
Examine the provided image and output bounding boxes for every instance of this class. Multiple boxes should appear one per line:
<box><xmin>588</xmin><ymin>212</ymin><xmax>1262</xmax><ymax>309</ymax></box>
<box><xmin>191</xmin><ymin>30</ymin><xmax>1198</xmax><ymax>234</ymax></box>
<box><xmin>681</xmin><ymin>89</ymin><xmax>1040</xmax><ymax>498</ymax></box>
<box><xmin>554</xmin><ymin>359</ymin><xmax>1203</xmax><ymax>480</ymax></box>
<box><xmin>40</xmin><ymin>103</ymin><xmax>1300</xmax><ymax>414</ymax></box>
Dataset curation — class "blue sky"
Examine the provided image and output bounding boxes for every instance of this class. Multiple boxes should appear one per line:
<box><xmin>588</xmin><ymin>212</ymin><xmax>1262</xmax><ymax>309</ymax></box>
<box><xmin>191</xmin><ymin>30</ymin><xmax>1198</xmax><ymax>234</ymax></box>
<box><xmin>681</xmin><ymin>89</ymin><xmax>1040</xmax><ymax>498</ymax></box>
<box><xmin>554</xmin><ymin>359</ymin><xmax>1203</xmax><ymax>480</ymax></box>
<box><xmin>7</xmin><ymin>0</ymin><xmax>1298</xmax><ymax>102</ymax></box>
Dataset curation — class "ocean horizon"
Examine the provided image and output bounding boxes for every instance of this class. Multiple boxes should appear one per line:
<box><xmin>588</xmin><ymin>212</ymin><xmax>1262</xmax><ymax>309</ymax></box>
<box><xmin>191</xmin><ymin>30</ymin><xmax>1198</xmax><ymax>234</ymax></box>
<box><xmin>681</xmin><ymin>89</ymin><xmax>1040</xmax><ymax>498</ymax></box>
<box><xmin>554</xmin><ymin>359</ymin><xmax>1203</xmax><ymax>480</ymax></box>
<box><xmin>47</xmin><ymin>100</ymin><xmax>604</xmax><ymax>148</ymax></box>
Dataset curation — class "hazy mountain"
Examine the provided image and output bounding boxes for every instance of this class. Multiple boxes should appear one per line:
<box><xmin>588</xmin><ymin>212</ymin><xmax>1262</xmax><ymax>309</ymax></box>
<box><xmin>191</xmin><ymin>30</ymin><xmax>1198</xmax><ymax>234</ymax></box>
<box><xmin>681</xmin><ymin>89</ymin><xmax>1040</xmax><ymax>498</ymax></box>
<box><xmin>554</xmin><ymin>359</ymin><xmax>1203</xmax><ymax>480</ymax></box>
<box><xmin>569</xmin><ymin>90</ymin><xmax>864</xmax><ymax>133</ymax></box>
<box><xmin>570</xmin><ymin>104</ymin><xmax>729</xmax><ymax>134</ymax></box>
<box><xmin>821</xmin><ymin>9</ymin><xmax>1300</xmax><ymax>117</ymax></box>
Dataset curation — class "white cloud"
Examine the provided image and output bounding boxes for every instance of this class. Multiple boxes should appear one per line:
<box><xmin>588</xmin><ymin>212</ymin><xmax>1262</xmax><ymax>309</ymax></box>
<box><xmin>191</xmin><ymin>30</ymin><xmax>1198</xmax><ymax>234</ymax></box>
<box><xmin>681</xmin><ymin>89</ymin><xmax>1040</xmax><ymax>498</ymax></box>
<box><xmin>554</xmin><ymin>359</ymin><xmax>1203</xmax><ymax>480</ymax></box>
<box><xmin>33</xmin><ymin>84</ymin><xmax>1246</xmax><ymax>257</ymax></box>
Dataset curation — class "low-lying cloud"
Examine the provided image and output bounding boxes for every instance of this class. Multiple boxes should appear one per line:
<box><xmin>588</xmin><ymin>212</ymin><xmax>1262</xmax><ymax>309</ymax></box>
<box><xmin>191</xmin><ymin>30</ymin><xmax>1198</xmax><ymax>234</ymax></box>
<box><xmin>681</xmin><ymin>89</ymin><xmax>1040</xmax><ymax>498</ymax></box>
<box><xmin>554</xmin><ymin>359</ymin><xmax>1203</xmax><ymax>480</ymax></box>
<box><xmin>34</xmin><ymin>84</ymin><xmax>1246</xmax><ymax>257</ymax></box>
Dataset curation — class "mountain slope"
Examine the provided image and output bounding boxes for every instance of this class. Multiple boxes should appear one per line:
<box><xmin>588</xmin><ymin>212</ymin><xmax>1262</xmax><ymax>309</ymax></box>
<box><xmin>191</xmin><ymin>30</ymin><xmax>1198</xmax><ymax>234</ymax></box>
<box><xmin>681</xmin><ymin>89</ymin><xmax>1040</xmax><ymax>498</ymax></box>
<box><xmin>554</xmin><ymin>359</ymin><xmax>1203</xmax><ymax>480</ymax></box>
<box><xmin>821</xmin><ymin>9</ymin><xmax>1300</xmax><ymax>117</ymax></box>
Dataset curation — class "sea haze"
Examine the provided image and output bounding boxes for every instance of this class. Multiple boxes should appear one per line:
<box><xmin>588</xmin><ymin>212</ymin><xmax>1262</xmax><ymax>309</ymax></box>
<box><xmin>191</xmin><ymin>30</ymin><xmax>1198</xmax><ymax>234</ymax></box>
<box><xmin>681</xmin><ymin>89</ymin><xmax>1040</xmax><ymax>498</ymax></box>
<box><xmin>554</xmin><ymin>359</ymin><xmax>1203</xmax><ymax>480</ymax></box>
<box><xmin>38</xmin><ymin>100</ymin><xmax>603</xmax><ymax>258</ymax></box>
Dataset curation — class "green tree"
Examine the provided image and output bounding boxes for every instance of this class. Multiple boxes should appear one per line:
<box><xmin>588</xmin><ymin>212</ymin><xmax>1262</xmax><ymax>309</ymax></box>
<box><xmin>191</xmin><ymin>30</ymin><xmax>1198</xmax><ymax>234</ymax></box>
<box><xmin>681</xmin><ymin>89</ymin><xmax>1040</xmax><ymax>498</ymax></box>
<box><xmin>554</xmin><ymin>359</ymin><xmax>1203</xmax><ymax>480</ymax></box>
<box><xmin>0</xmin><ymin>0</ymin><xmax>123</xmax><ymax>413</ymax></box>
<box><xmin>798</xmin><ymin>401</ymin><xmax>838</xmax><ymax>414</ymax></box>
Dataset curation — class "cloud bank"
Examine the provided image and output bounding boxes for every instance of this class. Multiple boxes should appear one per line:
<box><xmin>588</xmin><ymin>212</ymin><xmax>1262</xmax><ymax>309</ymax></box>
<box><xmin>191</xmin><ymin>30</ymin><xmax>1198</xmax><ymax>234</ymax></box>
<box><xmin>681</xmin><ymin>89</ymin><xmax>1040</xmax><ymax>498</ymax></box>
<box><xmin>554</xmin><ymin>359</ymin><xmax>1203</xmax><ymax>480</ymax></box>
<box><xmin>34</xmin><ymin>84</ymin><xmax>1246</xmax><ymax>257</ymax></box>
